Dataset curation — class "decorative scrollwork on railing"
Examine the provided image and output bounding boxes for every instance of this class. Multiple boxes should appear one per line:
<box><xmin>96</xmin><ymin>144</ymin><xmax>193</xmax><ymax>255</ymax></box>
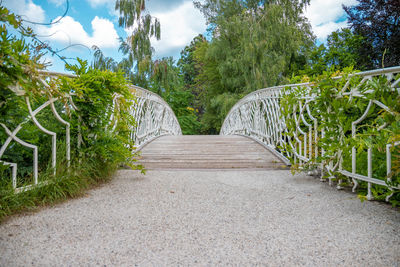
<box><xmin>221</xmin><ymin>66</ymin><xmax>400</xmax><ymax>201</ymax></box>
<box><xmin>0</xmin><ymin>71</ymin><xmax>181</xmax><ymax>192</ymax></box>
<box><xmin>129</xmin><ymin>85</ymin><xmax>182</xmax><ymax>150</ymax></box>
<box><xmin>220</xmin><ymin>84</ymin><xmax>299</xmax><ymax>165</ymax></box>
<box><xmin>0</xmin><ymin>70</ymin><xmax>76</xmax><ymax>192</ymax></box>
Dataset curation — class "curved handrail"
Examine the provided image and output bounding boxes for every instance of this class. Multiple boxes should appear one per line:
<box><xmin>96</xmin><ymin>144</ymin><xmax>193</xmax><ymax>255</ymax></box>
<box><xmin>129</xmin><ymin>85</ymin><xmax>182</xmax><ymax>150</ymax></box>
<box><xmin>0</xmin><ymin>75</ymin><xmax>73</xmax><ymax>192</ymax></box>
<box><xmin>0</xmin><ymin>70</ymin><xmax>181</xmax><ymax>192</ymax></box>
<box><xmin>221</xmin><ymin>66</ymin><xmax>400</xmax><ymax>201</ymax></box>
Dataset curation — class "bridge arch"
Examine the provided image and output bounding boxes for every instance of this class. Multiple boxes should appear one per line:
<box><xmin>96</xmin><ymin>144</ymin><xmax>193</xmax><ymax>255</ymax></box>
<box><xmin>0</xmin><ymin>71</ymin><xmax>181</xmax><ymax>192</ymax></box>
<box><xmin>221</xmin><ymin>66</ymin><xmax>400</xmax><ymax>201</ymax></box>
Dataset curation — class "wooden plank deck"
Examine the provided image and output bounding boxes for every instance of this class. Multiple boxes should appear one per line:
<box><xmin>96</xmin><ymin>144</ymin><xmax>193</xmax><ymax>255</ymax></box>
<box><xmin>136</xmin><ymin>135</ymin><xmax>288</xmax><ymax>170</ymax></box>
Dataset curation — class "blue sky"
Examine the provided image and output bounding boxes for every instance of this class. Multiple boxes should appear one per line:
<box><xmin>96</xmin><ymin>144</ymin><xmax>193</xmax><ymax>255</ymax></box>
<box><xmin>3</xmin><ymin>0</ymin><xmax>358</xmax><ymax>73</ymax></box>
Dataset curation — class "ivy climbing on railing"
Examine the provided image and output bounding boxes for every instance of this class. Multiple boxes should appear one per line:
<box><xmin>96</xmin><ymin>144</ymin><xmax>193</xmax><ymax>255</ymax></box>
<box><xmin>280</xmin><ymin>67</ymin><xmax>400</xmax><ymax>205</ymax></box>
<box><xmin>221</xmin><ymin>66</ymin><xmax>400</xmax><ymax>205</ymax></box>
<box><xmin>0</xmin><ymin>6</ymin><xmax>143</xmax><ymax>217</ymax></box>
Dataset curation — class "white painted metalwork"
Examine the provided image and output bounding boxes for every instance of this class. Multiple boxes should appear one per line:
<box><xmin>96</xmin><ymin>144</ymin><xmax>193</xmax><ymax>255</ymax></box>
<box><xmin>1</xmin><ymin>71</ymin><xmax>180</xmax><ymax>193</ymax></box>
<box><xmin>129</xmin><ymin>85</ymin><xmax>182</xmax><ymax>151</ymax></box>
<box><xmin>0</xmin><ymin>71</ymin><xmax>75</xmax><ymax>192</ymax></box>
<box><xmin>221</xmin><ymin>66</ymin><xmax>400</xmax><ymax>201</ymax></box>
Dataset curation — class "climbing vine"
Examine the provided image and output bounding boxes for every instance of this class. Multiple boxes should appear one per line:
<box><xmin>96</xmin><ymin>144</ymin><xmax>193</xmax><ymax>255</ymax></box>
<box><xmin>0</xmin><ymin>7</ymin><xmax>140</xmax><ymax>220</ymax></box>
<box><xmin>281</xmin><ymin>68</ymin><xmax>400</xmax><ymax>205</ymax></box>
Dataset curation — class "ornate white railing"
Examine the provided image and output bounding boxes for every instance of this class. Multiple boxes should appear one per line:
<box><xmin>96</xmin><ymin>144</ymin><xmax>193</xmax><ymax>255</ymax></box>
<box><xmin>220</xmin><ymin>83</ymin><xmax>295</xmax><ymax>165</ymax></box>
<box><xmin>0</xmin><ymin>70</ymin><xmax>77</xmax><ymax>192</ymax></box>
<box><xmin>0</xmin><ymin>71</ymin><xmax>181</xmax><ymax>192</ymax></box>
<box><xmin>129</xmin><ymin>85</ymin><xmax>181</xmax><ymax>150</ymax></box>
<box><xmin>221</xmin><ymin>66</ymin><xmax>400</xmax><ymax>201</ymax></box>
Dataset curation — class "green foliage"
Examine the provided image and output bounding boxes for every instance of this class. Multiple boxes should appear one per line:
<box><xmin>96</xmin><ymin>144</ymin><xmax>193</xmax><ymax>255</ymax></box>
<box><xmin>190</xmin><ymin>0</ymin><xmax>314</xmax><ymax>133</ymax></box>
<box><xmin>147</xmin><ymin>57</ymin><xmax>201</xmax><ymax>135</ymax></box>
<box><xmin>0</xmin><ymin>58</ymin><xmax>141</xmax><ymax>220</ymax></box>
<box><xmin>92</xmin><ymin>0</ymin><xmax>162</xmax><ymax>88</ymax></box>
<box><xmin>165</xmin><ymin>90</ymin><xmax>202</xmax><ymax>135</ymax></box>
<box><xmin>281</xmin><ymin>69</ymin><xmax>400</xmax><ymax>205</ymax></box>
<box><xmin>324</xmin><ymin>29</ymin><xmax>364</xmax><ymax>69</ymax></box>
<box><xmin>114</xmin><ymin>0</ymin><xmax>160</xmax><ymax>87</ymax></box>
<box><xmin>62</xmin><ymin>59</ymin><xmax>137</xmax><ymax>168</ymax></box>
<box><xmin>195</xmin><ymin>0</ymin><xmax>314</xmax><ymax>90</ymax></box>
<box><xmin>191</xmin><ymin>38</ymin><xmax>230</xmax><ymax>133</ymax></box>
<box><xmin>0</xmin><ymin>7</ymin><xmax>141</xmax><ymax>220</ymax></box>
<box><xmin>150</xmin><ymin>57</ymin><xmax>180</xmax><ymax>95</ymax></box>
<box><xmin>0</xmin><ymin>6</ymin><xmax>51</xmax><ymax>181</ymax></box>
<box><xmin>0</xmin><ymin>148</ymin><xmax>116</xmax><ymax>221</ymax></box>
<box><xmin>178</xmin><ymin>34</ymin><xmax>206</xmax><ymax>89</ymax></box>
<box><xmin>0</xmin><ymin>6</ymin><xmax>44</xmax><ymax>124</ymax></box>
<box><xmin>201</xmin><ymin>92</ymin><xmax>241</xmax><ymax>134</ymax></box>
<box><xmin>178</xmin><ymin>34</ymin><xmax>207</xmax><ymax>117</ymax></box>
<box><xmin>344</xmin><ymin>0</ymin><xmax>400</xmax><ymax>68</ymax></box>
<box><xmin>295</xmin><ymin>29</ymin><xmax>365</xmax><ymax>76</ymax></box>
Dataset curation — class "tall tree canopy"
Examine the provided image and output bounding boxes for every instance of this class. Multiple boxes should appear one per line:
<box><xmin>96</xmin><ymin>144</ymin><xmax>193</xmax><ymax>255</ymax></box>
<box><xmin>92</xmin><ymin>0</ymin><xmax>161</xmax><ymax>87</ymax></box>
<box><xmin>190</xmin><ymin>0</ymin><xmax>313</xmax><ymax>133</ymax></box>
<box><xmin>178</xmin><ymin>34</ymin><xmax>207</xmax><ymax>115</ymax></box>
<box><xmin>117</xmin><ymin>0</ymin><xmax>161</xmax><ymax>86</ymax></box>
<box><xmin>295</xmin><ymin>28</ymin><xmax>365</xmax><ymax>76</ymax></box>
<box><xmin>195</xmin><ymin>0</ymin><xmax>313</xmax><ymax>90</ymax></box>
<box><xmin>344</xmin><ymin>0</ymin><xmax>400</xmax><ymax>68</ymax></box>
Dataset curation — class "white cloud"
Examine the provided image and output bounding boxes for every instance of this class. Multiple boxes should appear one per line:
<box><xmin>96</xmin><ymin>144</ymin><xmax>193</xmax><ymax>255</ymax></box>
<box><xmin>3</xmin><ymin>0</ymin><xmax>45</xmax><ymax>24</ymax></box>
<box><xmin>47</xmin><ymin>0</ymin><xmax>65</xmax><ymax>7</ymax></box>
<box><xmin>150</xmin><ymin>1</ymin><xmax>207</xmax><ymax>57</ymax></box>
<box><xmin>40</xmin><ymin>16</ymin><xmax>119</xmax><ymax>49</ymax></box>
<box><xmin>86</xmin><ymin>0</ymin><xmax>113</xmax><ymax>8</ymax></box>
<box><xmin>313</xmin><ymin>21</ymin><xmax>348</xmax><ymax>41</ymax></box>
<box><xmin>90</xmin><ymin>16</ymin><xmax>119</xmax><ymax>47</ymax></box>
<box><xmin>123</xmin><ymin>1</ymin><xmax>207</xmax><ymax>59</ymax></box>
<box><xmin>304</xmin><ymin>0</ymin><xmax>358</xmax><ymax>42</ymax></box>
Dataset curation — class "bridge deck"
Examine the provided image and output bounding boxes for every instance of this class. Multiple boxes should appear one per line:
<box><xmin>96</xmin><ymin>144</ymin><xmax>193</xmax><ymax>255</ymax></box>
<box><xmin>137</xmin><ymin>135</ymin><xmax>287</xmax><ymax>169</ymax></box>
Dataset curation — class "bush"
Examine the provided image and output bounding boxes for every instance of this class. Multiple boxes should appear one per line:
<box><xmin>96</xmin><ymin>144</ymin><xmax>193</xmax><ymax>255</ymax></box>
<box><xmin>0</xmin><ymin>8</ymin><xmax>140</xmax><ymax>221</ymax></box>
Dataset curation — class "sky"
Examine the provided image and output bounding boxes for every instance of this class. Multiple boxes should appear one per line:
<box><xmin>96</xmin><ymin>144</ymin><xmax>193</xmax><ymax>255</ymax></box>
<box><xmin>3</xmin><ymin>0</ymin><xmax>358</xmax><ymax>73</ymax></box>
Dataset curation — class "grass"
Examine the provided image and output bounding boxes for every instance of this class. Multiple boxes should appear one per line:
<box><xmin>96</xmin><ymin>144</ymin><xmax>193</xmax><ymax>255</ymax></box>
<box><xmin>0</xmin><ymin>155</ymin><xmax>118</xmax><ymax>223</ymax></box>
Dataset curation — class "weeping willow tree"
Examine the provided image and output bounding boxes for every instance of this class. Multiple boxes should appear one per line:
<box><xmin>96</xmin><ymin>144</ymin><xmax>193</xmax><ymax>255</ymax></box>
<box><xmin>195</xmin><ymin>0</ymin><xmax>314</xmax><ymax>91</ymax></box>
<box><xmin>91</xmin><ymin>1</ymin><xmax>201</xmax><ymax>134</ymax></box>
<box><xmin>192</xmin><ymin>0</ymin><xmax>314</xmax><ymax>133</ymax></box>
<box><xmin>92</xmin><ymin>0</ymin><xmax>161</xmax><ymax>88</ymax></box>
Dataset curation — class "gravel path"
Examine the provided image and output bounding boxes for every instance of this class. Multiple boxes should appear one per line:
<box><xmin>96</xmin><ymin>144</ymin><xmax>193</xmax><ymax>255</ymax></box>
<box><xmin>0</xmin><ymin>170</ymin><xmax>399</xmax><ymax>266</ymax></box>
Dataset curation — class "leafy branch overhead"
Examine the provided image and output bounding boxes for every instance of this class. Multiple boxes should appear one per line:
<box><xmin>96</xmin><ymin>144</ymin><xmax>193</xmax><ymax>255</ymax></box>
<box><xmin>115</xmin><ymin>0</ymin><xmax>160</xmax><ymax>83</ymax></box>
<box><xmin>0</xmin><ymin>7</ymin><xmax>142</xmax><ymax>219</ymax></box>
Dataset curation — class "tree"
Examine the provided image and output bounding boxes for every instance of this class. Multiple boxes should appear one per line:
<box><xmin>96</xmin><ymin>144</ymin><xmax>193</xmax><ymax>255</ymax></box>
<box><xmin>324</xmin><ymin>28</ymin><xmax>364</xmax><ymax>69</ymax></box>
<box><xmin>195</xmin><ymin>0</ymin><xmax>314</xmax><ymax>89</ymax></box>
<box><xmin>147</xmin><ymin>57</ymin><xmax>201</xmax><ymax>135</ymax></box>
<box><xmin>192</xmin><ymin>38</ymin><xmax>238</xmax><ymax>133</ymax></box>
<box><xmin>178</xmin><ymin>34</ymin><xmax>206</xmax><ymax>89</ymax></box>
<box><xmin>92</xmin><ymin>0</ymin><xmax>161</xmax><ymax>87</ymax></box>
<box><xmin>177</xmin><ymin>34</ymin><xmax>207</xmax><ymax>115</ymax></box>
<box><xmin>92</xmin><ymin>1</ymin><xmax>202</xmax><ymax>134</ymax></box>
<box><xmin>344</xmin><ymin>0</ymin><xmax>400</xmax><ymax>68</ymax></box>
<box><xmin>150</xmin><ymin>57</ymin><xmax>179</xmax><ymax>96</ymax></box>
<box><xmin>296</xmin><ymin>28</ymin><xmax>365</xmax><ymax>77</ymax></box>
<box><xmin>165</xmin><ymin>89</ymin><xmax>202</xmax><ymax>135</ymax></box>
<box><xmin>192</xmin><ymin>0</ymin><xmax>314</xmax><ymax>133</ymax></box>
<box><xmin>0</xmin><ymin>6</ymin><xmax>46</xmax><ymax>126</ymax></box>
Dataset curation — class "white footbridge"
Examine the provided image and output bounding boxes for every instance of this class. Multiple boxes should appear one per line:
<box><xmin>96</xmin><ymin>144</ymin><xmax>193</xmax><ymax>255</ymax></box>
<box><xmin>1</xmin><ymin>67</ymin><xmax>399</xmax><ymax>201</ymax></box>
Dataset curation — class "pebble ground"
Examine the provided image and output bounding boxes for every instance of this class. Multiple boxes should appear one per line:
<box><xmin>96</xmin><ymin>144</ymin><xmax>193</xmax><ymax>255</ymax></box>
<box><xmin>0</xmin><ymin>170</ymin><xmax>399</xmax><ymax>266</ymax></box>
